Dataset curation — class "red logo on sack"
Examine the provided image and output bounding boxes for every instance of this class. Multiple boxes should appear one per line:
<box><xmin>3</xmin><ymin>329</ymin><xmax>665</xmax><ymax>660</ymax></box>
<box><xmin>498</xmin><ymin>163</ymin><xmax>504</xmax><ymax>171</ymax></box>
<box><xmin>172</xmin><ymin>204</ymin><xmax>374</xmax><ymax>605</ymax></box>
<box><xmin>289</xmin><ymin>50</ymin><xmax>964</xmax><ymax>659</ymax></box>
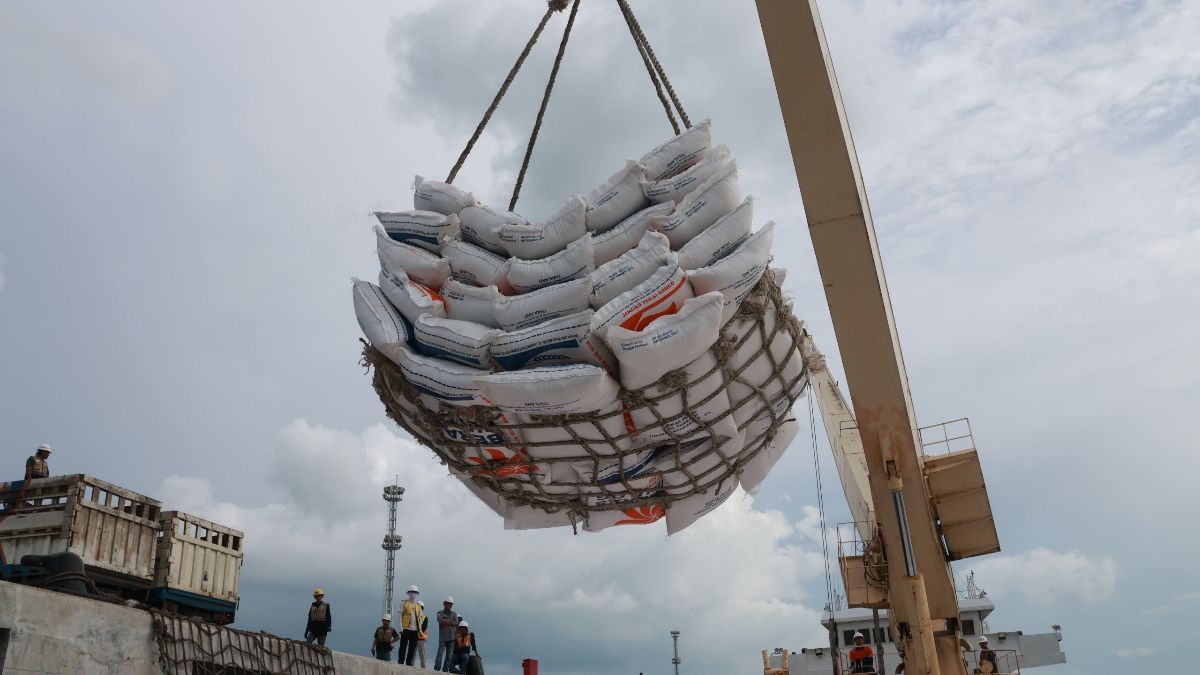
<box><xmin>615</xmin><ymin>505</ymin><xmax>665</xmax><ymax>525</ymax></box>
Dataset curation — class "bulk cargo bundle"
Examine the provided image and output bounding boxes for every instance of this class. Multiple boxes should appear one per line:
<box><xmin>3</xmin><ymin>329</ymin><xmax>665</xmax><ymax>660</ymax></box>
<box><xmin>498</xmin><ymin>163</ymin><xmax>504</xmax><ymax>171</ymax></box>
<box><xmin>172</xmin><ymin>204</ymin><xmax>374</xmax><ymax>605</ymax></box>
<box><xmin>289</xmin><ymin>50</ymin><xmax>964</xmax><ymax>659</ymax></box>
<box><xmin>353</xmin><ymin>0</ymin><xmax>812</xmax><ymax>534</ymax></box>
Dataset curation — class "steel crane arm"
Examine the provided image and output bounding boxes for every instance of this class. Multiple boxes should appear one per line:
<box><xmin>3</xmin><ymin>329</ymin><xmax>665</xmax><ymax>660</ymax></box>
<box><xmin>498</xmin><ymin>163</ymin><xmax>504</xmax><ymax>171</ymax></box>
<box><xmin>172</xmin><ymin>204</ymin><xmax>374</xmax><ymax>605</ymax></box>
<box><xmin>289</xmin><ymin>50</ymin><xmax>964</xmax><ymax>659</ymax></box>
<box><xmin>754</xmin><ymin>1</ymin><xmax>966</xmax><ymax>673</ymax></box>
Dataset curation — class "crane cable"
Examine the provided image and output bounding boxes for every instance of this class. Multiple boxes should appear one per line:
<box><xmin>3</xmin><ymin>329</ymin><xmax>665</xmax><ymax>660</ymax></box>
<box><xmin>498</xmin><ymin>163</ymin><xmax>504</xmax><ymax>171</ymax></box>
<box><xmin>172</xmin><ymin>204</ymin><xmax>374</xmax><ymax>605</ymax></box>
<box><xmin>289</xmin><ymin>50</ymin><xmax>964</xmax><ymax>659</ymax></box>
<box><xmin>808</xmin><ymin>384</ymin><xmax>836</xmax><ymax>613</ymax></box>
<box><xmin>445</xmin><ymin>0</ymin><xmax>691</xmax><ymax>210</ymax></box>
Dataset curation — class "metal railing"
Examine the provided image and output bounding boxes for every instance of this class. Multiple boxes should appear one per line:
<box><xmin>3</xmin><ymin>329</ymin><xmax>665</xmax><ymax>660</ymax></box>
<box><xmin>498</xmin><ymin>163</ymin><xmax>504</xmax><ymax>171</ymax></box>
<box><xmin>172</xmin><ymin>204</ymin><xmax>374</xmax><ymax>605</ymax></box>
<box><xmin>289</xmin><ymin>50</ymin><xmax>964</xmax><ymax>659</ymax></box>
<box><xmin>918</xmin><ymin>418</ymin><xmax>976</xmax><ymax>456</ymax></box>
<box><xmin>835</xmin><ymin>648</ymin><xmax>1021</xmax><ymax>675</ymax></box>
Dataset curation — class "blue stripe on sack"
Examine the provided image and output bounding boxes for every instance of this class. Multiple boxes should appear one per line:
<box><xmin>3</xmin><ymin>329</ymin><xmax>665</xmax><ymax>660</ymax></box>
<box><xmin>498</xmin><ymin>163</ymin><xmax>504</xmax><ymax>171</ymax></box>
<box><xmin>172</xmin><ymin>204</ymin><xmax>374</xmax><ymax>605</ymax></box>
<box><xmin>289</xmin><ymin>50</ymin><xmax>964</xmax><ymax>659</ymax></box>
<box><xmin>413</xmin><ymin>340</ymin><xmax>485</xmax><ymax>368</ymax></box>
<box><xmin>386</xmin><ymin>231</ymin><xmax>440</xmax><ymax>246</ymax></box>
<box><xmin>491</xmin><ymin>338</ymin><xmax>580</xmax><ymax>370</ymax></box>
<box><xmin>408</xmin><ymin>380</ymin><xmax>475</xmax><ymax>402</ymax></box>
<box><xmin>596</xmin><ymin>448</ymin><xmax>662</xmax><ymax>484</ymax></box>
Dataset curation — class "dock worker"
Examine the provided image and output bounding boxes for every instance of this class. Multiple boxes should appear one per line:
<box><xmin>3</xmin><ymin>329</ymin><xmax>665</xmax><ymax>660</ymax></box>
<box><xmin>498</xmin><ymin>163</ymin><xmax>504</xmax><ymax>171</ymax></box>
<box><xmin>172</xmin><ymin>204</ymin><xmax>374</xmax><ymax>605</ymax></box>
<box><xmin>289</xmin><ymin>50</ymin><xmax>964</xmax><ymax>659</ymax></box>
<box><xmin>370</xmin><ymin>614</ymin><xmax>400</xmax><ymax>661</ymax></box>
<box><xmin>305</xmin><ymin>588</ymin><xmax>332</xmax><ymax>647</ymax></box>
<box><xmin>848</xmin><ymin>632</ymin><xmax>875</xmax><ymax>673</ymax></box>
<box><xmin>416</xmin><ymin>600</ymin><xmax>430</xmax><ymax>668</ymax></box>
<box><xmin>449</xmin><ymin>620</ymin><xmax>479</xmax><ymax>674</ymax></box>
<box><xmin>975</xmin><ymin>637</ymin><xmax>998</xmax><ymax>674</ymax></box>
<box><xmin>435</xmin><ymin>596</ymin><xmax>459</xmax><ymax>671</ymax></box>
<box><xmin>398</xmin><ymin>585</ymin><xmax>423</xmax><ymax>666</ymax></box>
<box><xmin>26</xmin><ymin>444</ymin><xmax>51</xmax><ymax>481</ymax></box>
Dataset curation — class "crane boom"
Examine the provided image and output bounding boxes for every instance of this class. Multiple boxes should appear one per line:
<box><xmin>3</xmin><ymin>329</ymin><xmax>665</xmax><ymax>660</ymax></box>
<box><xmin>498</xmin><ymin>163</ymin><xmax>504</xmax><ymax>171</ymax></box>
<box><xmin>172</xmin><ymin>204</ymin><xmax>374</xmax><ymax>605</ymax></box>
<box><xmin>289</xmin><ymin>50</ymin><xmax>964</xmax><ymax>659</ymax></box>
<box><xmin>801</xmin><ymin>337</ymin><xmax>874</xmax><ymax>537</ymax></box>
<box><xmin>754</xmin><ymin>1</ymin><xmax>974</xmax><ymax>672</ymax></box>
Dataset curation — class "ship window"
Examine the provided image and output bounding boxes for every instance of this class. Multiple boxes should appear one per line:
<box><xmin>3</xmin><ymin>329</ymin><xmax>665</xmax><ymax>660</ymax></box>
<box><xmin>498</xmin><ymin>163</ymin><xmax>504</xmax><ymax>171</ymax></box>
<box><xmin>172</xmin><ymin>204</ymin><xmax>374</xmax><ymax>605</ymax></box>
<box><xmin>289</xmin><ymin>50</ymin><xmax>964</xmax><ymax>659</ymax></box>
<box><xmin>962</xmin><ymin>619</ymin><xmax>976</xmax><ymax>636</ymax></box>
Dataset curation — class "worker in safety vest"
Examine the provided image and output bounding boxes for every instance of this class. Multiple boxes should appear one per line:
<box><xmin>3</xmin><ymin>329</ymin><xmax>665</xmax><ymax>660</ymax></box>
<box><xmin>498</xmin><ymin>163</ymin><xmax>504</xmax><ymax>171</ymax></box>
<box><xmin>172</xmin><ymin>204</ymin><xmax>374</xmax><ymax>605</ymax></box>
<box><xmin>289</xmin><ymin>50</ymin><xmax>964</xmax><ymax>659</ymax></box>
<box><xmin>975</xmin><ymin>637</ymin><xmax>998</xmax><ymax>674</ymax></box>
<box><xmin>848</xmin><ymin>632</ymin><xmax>875</xmax><ymax>673</ymax></box>
<box><xmin>26</xmin><ymin>444</ymin><xmax>51</xmax><ymax>481</ymax></box>
<box><xmin>370</xmin><ymin>614</ymin><xmax>399</xmax><ymax>661</ymax></box>
<box><xmin>397</xmin><ymin>585</ymin><xmax>423</xmax><ymax>666</ymax></box>
<box><xmin>449</xmin><ymin>621</ymin><xmax>479</xmax><ymax>674</ymax></box>
<box><xmin>416</xmin><ymin>600</ymin><xmax>430</xmax><ymax>668</ymax></box>
<box><xmin>305</xmin><ymin>588</ymin><xmax>332</xmax><ymax>647</ymax></box>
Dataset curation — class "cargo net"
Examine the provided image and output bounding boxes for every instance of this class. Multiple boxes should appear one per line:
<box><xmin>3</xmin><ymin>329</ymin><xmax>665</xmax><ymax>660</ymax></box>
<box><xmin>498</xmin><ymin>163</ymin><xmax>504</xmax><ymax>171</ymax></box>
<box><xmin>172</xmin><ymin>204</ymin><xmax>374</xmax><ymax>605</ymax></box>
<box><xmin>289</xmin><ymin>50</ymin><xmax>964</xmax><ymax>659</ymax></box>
<box><xmin>151</xmin><ymin>610</ymin><xmax>336</xmax><ymax>675</ymax></box>
<box><xmin>364</xmin><ymin>270</ymin><xmax>811</xmax><ymax>534</ymax></box>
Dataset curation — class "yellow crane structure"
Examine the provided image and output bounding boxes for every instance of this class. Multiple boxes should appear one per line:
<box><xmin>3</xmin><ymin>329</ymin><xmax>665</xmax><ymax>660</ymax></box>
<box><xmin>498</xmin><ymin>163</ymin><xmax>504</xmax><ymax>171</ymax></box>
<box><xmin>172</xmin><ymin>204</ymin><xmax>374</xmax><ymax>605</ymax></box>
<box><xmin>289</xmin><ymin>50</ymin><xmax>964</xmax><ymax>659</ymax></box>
<box><xmin>754</xmin><ymin>1</ymin><xmax>1002</xmax><ymax>673</ymax></box>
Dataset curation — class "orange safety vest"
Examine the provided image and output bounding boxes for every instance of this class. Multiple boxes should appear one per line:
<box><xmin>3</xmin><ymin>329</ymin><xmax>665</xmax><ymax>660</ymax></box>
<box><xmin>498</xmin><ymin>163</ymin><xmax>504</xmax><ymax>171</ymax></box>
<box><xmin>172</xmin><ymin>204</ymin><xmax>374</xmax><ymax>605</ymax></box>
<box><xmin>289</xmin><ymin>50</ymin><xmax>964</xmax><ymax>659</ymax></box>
<box><xmin>849</xmin><ymin>645</ymin><xmax>874</xmax><ymax>663</ymax></box>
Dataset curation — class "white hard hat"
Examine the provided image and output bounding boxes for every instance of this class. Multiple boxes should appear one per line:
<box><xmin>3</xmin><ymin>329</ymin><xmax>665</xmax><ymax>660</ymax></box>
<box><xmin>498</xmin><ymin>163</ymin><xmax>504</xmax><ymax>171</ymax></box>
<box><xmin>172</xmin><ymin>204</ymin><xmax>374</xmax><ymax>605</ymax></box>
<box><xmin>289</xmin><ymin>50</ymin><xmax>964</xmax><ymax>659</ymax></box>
<box><xmin>853</xmin><ymin>632</ymin><xmax>865</xmax><ymax>640</ymax></box>
<box><xmin>459</xmin><ymin>621</ymin><xmax>468</xmax><ymax>629</ymax></box>
<box><xmin>37</xmin><ymin>444</ymin><xmax>52</xmax><ymax>453</ymax></box>
<box><xmin>979</xmin><ymin>637</ymin><xmax>989</xmax><ymax>644</ymax></box>
<box><xmin>382</xmin><ymin>614</ymin><xmax>392</xmax><ymax>621</ymax></box>
<box><xmin>407</xmin><ymin>585</ymin><xmax>420</xmax><ymax>593</ymax></box>
<box><xmin>444</xmin><ymin>596</ymin><xmax>454</xmax><ymax>603</ymax></box>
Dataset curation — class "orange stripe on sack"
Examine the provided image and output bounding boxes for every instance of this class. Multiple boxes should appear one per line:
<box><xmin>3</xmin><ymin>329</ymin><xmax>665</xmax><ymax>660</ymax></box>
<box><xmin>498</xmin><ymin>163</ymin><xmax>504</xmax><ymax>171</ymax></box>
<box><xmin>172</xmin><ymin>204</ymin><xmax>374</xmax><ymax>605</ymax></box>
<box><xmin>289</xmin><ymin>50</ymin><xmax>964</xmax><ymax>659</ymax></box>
<box><xmin>618</xmin><ymin>276</ymin><xmax>687</xmax><ymax>331</ymax></box>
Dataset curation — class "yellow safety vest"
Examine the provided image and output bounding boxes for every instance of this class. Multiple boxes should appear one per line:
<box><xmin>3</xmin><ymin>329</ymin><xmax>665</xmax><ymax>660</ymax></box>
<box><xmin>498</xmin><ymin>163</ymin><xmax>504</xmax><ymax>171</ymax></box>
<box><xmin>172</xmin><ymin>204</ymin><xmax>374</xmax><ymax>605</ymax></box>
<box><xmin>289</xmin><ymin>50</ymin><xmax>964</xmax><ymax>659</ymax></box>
<box><xmin>400</xmin><ymin>599</ymin><xmax>422</xmax><ymax>630</ymax></box>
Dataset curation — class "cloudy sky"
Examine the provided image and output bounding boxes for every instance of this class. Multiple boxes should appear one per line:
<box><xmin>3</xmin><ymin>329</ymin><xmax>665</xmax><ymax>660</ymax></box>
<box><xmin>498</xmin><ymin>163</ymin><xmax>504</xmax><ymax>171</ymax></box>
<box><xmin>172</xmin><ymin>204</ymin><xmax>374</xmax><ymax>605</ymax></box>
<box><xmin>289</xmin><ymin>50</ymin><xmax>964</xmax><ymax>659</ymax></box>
<box><xmin>2</xmin><ymin>1</ymin><xmax>1197</xmax><ymax>673</ymax></box>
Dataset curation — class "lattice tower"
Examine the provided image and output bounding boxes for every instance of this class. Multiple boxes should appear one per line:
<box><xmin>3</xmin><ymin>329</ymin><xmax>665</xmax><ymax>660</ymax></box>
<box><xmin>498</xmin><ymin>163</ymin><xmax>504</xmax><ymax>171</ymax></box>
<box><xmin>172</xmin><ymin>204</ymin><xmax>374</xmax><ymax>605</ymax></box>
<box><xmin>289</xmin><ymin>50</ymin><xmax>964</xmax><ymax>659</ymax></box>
<box><xmin>381</xmin><ymin>483</ymin><xmax>405</xmax><ymax>616</ymax></box>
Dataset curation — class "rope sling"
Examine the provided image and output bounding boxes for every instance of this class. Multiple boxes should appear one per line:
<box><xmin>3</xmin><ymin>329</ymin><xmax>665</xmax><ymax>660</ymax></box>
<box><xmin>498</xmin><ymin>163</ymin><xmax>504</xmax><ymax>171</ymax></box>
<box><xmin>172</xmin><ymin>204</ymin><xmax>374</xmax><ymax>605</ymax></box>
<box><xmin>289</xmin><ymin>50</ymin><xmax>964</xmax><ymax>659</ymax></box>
<box><xmin>365</xmin><ymin>0</ymin><xmax>814</xmax><ymax>531</ymax></box>
<box><xmin>444</xmin><ymin>0</ymin><xmax>690</xmax><ymax>210</ymax></box>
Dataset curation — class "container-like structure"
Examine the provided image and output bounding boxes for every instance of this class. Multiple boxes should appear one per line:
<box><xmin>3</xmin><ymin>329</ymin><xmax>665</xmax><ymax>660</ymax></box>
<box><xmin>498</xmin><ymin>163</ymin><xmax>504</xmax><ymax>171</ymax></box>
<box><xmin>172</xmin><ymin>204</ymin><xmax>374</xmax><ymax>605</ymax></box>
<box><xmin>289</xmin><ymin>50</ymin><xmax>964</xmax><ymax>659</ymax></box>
<box><xmin>0</xmin><ymin>474</ymin><xmax>161</xmax><ymax>589</ymax></box>
<box><xmin>152</xmin><ymin>510</ymin><xmax>244</xmax><ymax>623</ymax></box>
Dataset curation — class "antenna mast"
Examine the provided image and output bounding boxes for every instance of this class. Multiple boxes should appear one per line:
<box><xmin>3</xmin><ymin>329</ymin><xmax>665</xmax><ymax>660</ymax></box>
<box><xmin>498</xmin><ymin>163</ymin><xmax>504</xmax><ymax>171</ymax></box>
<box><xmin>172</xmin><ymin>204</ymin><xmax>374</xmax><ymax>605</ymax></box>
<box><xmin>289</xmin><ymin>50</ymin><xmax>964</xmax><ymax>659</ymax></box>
<box><xmin>381</xmin><ymin>480</ymin><xmax>405</xmax><ymax>616</ymax></box>
<box><xmin>670</xmin><ymin>629</ymin><xmax>681</xmax><ymax>675</ymax></box>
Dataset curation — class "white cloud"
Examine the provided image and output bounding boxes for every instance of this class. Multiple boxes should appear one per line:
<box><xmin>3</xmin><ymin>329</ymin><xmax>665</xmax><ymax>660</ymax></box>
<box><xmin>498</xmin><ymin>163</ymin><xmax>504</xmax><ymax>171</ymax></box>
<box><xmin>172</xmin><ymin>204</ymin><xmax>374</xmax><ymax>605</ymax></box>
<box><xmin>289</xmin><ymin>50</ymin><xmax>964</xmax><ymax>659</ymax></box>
<box><xmin>162</xmin><ymin>419</ymin><xmax>830</xmax><ymax>675</ymax></box>
<box><xmin>970</xmin><ymin>547</ymin><xmax>1117</xmax><ymax>604</ymax></box>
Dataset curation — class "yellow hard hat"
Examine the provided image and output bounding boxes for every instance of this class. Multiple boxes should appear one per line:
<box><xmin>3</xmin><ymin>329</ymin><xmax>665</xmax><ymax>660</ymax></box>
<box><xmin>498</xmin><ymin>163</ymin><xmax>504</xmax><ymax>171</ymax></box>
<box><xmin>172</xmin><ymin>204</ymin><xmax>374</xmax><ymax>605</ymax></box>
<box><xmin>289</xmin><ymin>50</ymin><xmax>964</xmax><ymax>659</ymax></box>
<box><xmin>313</xmin><ymin>588</ymin><xmax>324</xmax><ymax>596</ymax></box>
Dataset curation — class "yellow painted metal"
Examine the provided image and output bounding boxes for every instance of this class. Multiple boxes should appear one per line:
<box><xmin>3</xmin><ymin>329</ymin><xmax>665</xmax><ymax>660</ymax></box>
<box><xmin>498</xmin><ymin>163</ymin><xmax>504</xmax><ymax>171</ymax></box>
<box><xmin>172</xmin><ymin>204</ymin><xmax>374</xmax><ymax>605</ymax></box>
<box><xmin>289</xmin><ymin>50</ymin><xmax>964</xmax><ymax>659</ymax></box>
<box><xmin>753</xmin><ymin>1</ymin><xmax>969</xmax><ymax>672</ymax></box>
<box><xmin>924</xmin><ymin>450</ymin><xmax>1001</xmax><ymax>560</ymax></box>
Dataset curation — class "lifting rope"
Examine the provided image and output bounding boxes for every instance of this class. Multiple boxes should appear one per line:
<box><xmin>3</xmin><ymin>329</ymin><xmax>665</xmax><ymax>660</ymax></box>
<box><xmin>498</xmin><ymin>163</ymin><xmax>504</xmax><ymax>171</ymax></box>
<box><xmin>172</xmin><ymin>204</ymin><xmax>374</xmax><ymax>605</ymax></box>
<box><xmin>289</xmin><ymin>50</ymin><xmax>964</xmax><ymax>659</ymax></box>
<box><xmin>445</xmin><ymin>0</ymin><xmax>691</xmax><ymax>210</ymax></box>
<box><xmin>808</xmin><ymin>385</ymin><xmax>837</xmax><ymax>613</ymax></box>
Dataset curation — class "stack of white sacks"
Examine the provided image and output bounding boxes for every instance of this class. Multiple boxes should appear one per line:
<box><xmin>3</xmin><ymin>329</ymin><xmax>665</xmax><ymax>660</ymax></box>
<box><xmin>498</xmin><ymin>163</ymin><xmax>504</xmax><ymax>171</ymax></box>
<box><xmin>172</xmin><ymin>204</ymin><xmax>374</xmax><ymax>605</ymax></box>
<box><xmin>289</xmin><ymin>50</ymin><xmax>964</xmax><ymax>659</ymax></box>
<box><xmin>354</xmin><ymin>121</ymin><xmax>806</xmax><ymax>535</ymax></box>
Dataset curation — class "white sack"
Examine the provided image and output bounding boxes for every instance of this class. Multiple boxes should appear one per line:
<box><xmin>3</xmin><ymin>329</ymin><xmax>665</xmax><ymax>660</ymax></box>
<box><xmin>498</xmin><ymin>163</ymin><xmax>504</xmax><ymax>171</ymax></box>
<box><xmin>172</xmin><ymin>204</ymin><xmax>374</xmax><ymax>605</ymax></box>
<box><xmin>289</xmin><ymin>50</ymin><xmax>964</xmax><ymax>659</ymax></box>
<box><xmin>738</xmin><ymin>417</ymin><xmax>800</xmax><ymax>495</ymax></box>
<box><xmin>589</xmin><ymin>231</ymin><xmax>672</xmax><ymax>309</ymax></box>
<box><xmin>490</xmin><ymin>309</ymin><xmax>616</xmax><ymax>373</ymax></box>
<box><xmin>413</xmin><ymin>314</ymin><xmax>499</xmax><ymax>370</ymax></box>
<box><xmin>378</xmin><ymin>264</ymin><xmax>446</xmax><ymax>324</ymax></box>
<box><xmin>352</xmin><ymin>279</ymin><xmax>413</xmax><ymax>364</ymax></box>
<box><xmin>393</xmin><ymin>343</ymin><xmax>489</xmax><ymax>407</ymax></box>
<box><xmin>413</xmin><ymin>174</ymin><xmax>475</xmax><ymax>215</ymax></box>
<box><xmin>639</xmin><ymin>119</ymin><xmax>712</xmax><ymax>180</ymax></box>
<box><xmin>498</xmin><ymin>195</ymin><xmax>586</xmax><ymax>260</ymax></box>
<box><xmin>459</xmin><ymin>203</ymin><xmax>524</xmax><ymax>255</ymax></box>
<box><xmin>603</xmin><ymin>292</ymin><xmax>725</xmax><ymax>389</ymax></box>
<box><xmin>374</xmin><ymin>210</ymin><xmax>460</xmax><ymax>253</ymax></box>
<box><xmin>641</xmin><ymin>145</ymin><xmax>733</xmax><ymax>204</ymax></box>
<box><xmin>628</xmin><ymin>350</ymin><xmax>737</xmax><ymax>445</ymax></box>
<box><xmin>591</xmin><ymin>202</ymin><xmax>674</xmax><ymax>266</ymax></box>
<box><xmin>689</xmin><ymin>221</ymin><xmax>774</xmax><ymax>323</ymax></box>
<box><xmin>723</xmin><ymin>293</ymin><xmax>805</xmax><ymax>426</ymax></box>
<box><xmin>450</xmin><ymin>470</ymin><xmax>509</xmax><ymax>518</ymax></box>
<box><xmin>584</xmin><ymin>159</ymin><xmax>650</xmax><ymax>232</ymax></box>
<box><xmin>647</xmin><ymin>162</ymin><xmax>741</xmax><ymax>248</ymax></box>
<box><xmin>440</xmin><ymin>279</ymin><xmax>503</xmax><ymax>327</ymax></box>
<box><xmin>506</xmin><ymin>235</ymin><xmax>594</xmax><ymax>294</ymax></box>
<box><xmin>581</xmin><ymin>503</ymin><xmax>666</xmax><ymax>531</ymax></box>
<box><xmin>522</xmin><ymin>400</ymin><xmax>635</xmax><ymax>472</ymax></box>
<box><xmin>493</xmin><ymin>276</ymin><xmax>591</xmax><ymax>331</ymax></box>
<box><xmin>676</xmin><ymin>197</ymin><xmax>754</xmax><ymax>270</ymax></box>
<box><xmin>475</xmin><ymin>364</ymin><xmax>620</xmax><ymax>415</ymax></box>
<box><xmin>442</xmin><ymin>239</ymin><xmax>512</xmax><ymax>291</ymax></box>
<box><xmin>376</xmin><ymin>224</ymin><xmax>451</xmax><ymax>289</ymax></box>
<box><xmin>503</xmin><ymin>503</ymin><xmax>575</xmax><ymax>530</ymax></box>
<box><xmin>590</xmin><ymin>263</ymin><xmax>694</xmax><ymax>338</ymax></box>
<box><xmin>665</xmin><ymin>479</ymin><xmax>738</xmax><ymax>535</ymax></box>
<box><xmin>442</xmin><ymin>417</ymin><xmax>539</xmax><ymax>482</ymax></box>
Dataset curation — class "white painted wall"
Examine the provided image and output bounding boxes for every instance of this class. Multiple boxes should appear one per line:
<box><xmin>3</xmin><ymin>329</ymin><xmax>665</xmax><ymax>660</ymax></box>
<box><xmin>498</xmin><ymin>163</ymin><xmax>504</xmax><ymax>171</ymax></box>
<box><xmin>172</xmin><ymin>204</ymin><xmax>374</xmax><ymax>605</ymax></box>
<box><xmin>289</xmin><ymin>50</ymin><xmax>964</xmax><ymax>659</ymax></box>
<box><xmin>0</xmin><ymin>580</ymin><xmax>425</xmax><ymax>675</ymax></box>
